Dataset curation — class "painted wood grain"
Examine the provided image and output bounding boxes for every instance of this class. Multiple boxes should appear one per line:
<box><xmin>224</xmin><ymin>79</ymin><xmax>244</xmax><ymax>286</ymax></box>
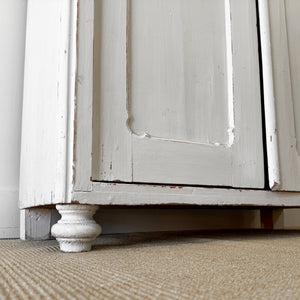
<box><xmin>128</xmin><ymin>0</ymin><xmax>229</xmax><ymax>145</ymax></box>
<box><xmin>258</xmin><ymin>0</ymin><xmax>281</xmax><ymax>190</ymax></box>
<box><xmin>92</xmin><ymin>0</ymin><xmax>132</xmax><ymax>182</ymax></box>
<box><xmin>73</xmin><ymin>0</ymin><xmax>94</xmax><ymax>192</ymax></box>
<box><xmin>19</xmin><ymin>0</ymin><xmax>78</xmax><ymax>208</ymax></box>
<box><xmin>73</xmin><ymin>182</ymin><xmax>300</xmax><ymax>207</ymax></box>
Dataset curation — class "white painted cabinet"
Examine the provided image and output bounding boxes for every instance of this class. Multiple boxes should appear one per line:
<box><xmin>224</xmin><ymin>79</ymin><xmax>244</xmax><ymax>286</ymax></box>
<box><xmin>19</xmin><ymin>0</ymin><xmax>300</xmax><ymax>252</ymax></box>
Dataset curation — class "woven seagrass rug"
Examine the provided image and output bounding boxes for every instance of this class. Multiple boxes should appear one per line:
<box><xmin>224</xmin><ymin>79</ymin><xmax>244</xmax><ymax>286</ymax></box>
<box><xmin>1</xmin><ymin>231</ymin><xmax>300</xmax><ymax>299</ymax></box>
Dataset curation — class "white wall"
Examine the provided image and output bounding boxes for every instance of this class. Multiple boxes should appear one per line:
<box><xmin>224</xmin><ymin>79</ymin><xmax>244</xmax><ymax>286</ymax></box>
<box><xmin>0</xmin><ymin>0</ymin><xmax>27</xmax><ymax>238</ymax></box>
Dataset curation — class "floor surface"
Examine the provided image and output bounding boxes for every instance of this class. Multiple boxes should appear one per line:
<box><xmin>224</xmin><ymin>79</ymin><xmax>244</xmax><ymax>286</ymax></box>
<box><xmin>0</xmin><ymin>231</ymin><xmax>300</xmax><ymax>299</ymax></box>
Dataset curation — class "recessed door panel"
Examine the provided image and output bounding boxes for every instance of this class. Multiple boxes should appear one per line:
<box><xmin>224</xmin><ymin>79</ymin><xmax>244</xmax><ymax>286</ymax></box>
<box><xmin>92</xmin><ymin>0</ymin><xmax>264</xmax><ymax>188</ymax></box>
<box><xmin>129</xmin><ymin>0</ymin><xmax>230</xmax><ymax>145</ymax></box>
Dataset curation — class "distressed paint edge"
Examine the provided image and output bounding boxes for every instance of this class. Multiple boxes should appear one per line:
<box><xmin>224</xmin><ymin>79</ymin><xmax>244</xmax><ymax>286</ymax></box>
<box><xmin>69</xmin><ymin>182</ymin><xmax>300</xmax><ymax>207</ymax></box>
<box><xmin>67</xmin><ymin>0</ymin><xmax>79</xmax><ymax>201</ymax></box>
<box><xmin>258</xmin><ymin>0</ymin><xmax>281</xmax><ymax>190</ymax></box>
<box><xmin>19</xmin><ymin>0</ymin><xmax>79</xmax><ymax>209</ymax></box>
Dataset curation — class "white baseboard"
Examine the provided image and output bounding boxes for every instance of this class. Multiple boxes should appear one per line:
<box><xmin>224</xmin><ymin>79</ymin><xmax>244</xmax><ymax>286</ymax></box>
<box><xmin>0</xmin><ymin>190</ymin><xmax>20</xmax><ymax>238</ymax></box>
<box><xmin>273</xmin><ymin>208</ymin><xmax>300</xmax><ymax>230</ymax></box>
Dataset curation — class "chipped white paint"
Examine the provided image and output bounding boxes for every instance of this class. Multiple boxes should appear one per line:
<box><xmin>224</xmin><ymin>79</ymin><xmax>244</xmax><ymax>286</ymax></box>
<box><xmin>73</xmin><ymin>182</ymin><xmax>300</xmax><ymax>207</ymax></box>
<box><xmin>19</xmin><ymin>0</ymin><xmax>78</xmax><ymax>207</ymax></box>
<box><xmin>258</xmin><ymin>0</ymin><xmax>281</xmax><ymax>190</ymax></box>
<box><xmin>51</xmin><ymin>205</ymin><xmax>101</xmax><ymax>252</ymax></box>
<box><xmin>92</xmin><ymin>0</ymin><xmax>265</xmax><ymax>188</ymax></box>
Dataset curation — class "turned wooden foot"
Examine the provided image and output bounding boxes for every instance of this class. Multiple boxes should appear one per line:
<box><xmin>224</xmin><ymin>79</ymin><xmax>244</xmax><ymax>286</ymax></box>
<box><xmin>51</xmin><ymin>204</ymin><xmax>101</xmax><ymax>252</ymax></box>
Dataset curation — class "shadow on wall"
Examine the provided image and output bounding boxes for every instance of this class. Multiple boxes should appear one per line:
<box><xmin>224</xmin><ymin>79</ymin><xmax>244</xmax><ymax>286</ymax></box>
<box><xmin>0</xmin><ymin>0</ymin><xmax>27</xmax><ymax>238</ymax></box>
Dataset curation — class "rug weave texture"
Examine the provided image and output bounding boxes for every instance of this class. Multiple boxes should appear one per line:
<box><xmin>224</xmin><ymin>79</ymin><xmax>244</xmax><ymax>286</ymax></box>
<box><xmin>0</xmin><ymin>231</ymin><xmax>300</xmax><ymax>299</ymax></box>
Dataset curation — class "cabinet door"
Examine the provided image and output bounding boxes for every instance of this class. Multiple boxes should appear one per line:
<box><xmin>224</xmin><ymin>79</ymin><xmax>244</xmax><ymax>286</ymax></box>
<box><xmin>92</xmin><ymin>0</ymin><xmax>264</xmax><ymax>188</ymax></box>
<box><xmin>263</xmin><ymin>0</ymin><xmax>300</xmax><ymax>191</ymax></box>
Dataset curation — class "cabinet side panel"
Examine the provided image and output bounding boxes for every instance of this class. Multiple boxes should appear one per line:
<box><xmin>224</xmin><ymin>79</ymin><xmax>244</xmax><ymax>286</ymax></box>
<box><xmin>20</xmin><ymin>0</ymin><xmax>77</xmax><ymax>208</ymax></box>
<box><xmin>129</xmin><ymin>0</ymin><xmax>229</xmax><ymax>145</ymax></box>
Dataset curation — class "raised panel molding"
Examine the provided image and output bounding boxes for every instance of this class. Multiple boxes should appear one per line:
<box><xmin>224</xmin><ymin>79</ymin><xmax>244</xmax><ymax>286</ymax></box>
<box><xmin>92</xmin><ymin>0</ymin><xmax>265</xmax><ymax>188</ymax></box>
<box><xmin>127</xmin><ymin>0</ymin><xmax>233</xmax><ymax>146</ymax></box>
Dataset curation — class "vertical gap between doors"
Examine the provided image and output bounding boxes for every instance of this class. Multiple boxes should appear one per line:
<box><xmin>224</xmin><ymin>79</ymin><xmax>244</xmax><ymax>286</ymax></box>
<box><xmin>256</xmin><ymin>0</ymin><xmax>270</xmax><ymax>190</ymax></box>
